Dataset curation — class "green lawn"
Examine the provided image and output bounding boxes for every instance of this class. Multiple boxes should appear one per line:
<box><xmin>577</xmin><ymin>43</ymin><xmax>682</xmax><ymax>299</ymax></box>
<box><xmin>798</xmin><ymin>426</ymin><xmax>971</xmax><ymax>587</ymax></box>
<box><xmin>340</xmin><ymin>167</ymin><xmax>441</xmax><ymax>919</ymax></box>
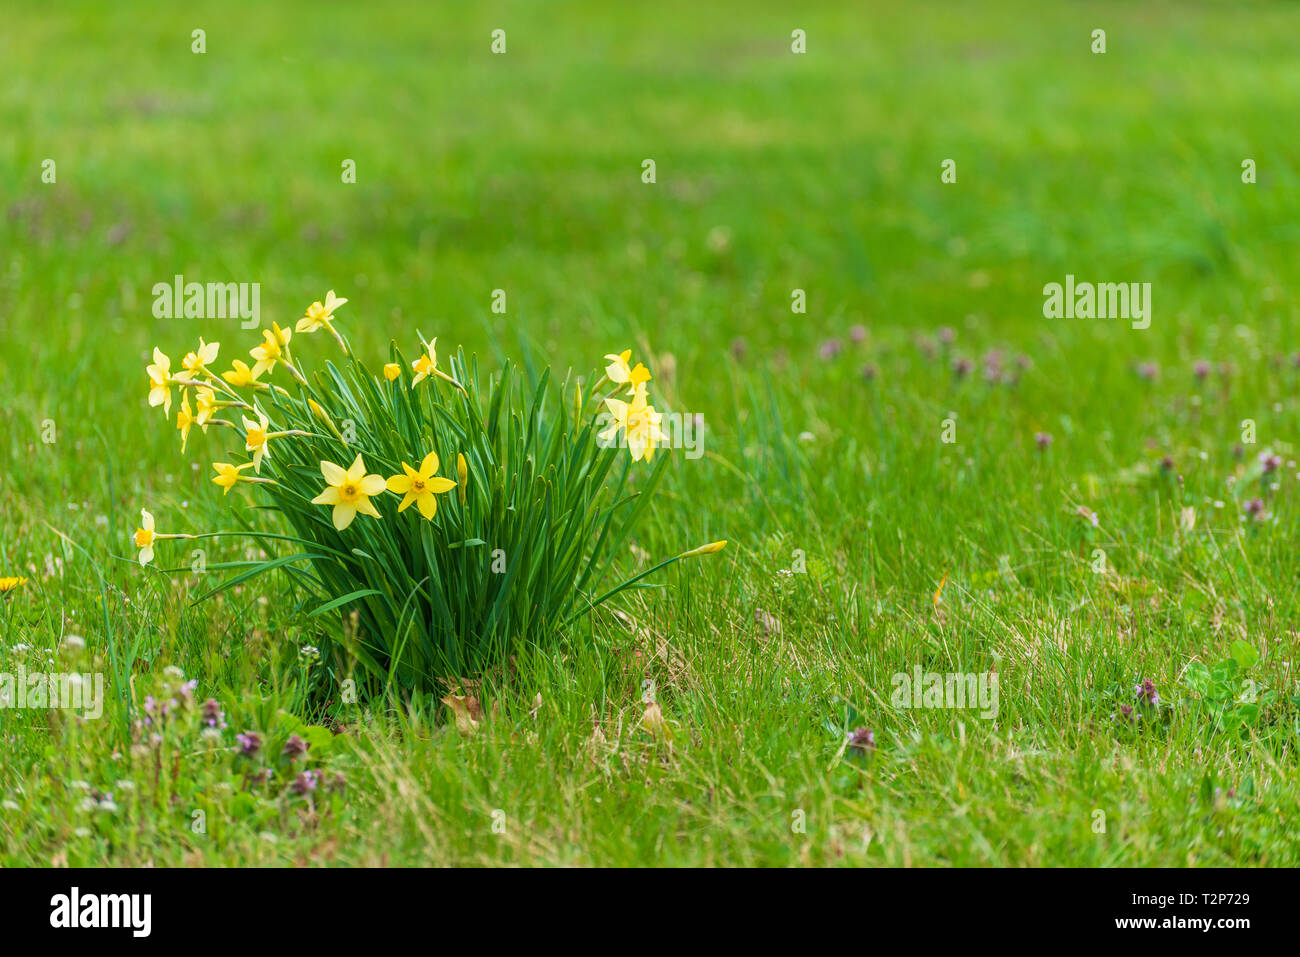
<box><xmin>2</xmin><ymin>0</ymin><xmax>1299</xmax><ymax>866</ymax></box>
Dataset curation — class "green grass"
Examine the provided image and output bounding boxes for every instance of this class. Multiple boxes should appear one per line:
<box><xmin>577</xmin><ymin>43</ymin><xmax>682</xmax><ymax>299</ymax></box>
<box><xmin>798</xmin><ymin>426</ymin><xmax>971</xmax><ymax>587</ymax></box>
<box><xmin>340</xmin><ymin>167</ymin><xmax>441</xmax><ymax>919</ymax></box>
<box><xmin>2</xmin><ymin>0</ymin><xmax>1300</xmax><ymax>866</ymax></box>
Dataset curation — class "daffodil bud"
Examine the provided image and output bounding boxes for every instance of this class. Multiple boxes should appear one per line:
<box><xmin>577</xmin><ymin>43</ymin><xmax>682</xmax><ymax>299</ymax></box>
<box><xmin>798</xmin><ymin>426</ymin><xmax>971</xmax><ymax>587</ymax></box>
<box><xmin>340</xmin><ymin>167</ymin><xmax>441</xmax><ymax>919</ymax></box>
<box><xmin>308</xmin><ymin>399</ymin><xmax>345</xmax><ymax>442</ymax></box>
<box><xmin>457</xmin><ymin>453</ymin><xmax>468</xmax><ymax>505</ymax></box>
<box><xmin>680</xmin><ymin>540</ymin><xmax>727</xmax><ymax>559</ymax></box>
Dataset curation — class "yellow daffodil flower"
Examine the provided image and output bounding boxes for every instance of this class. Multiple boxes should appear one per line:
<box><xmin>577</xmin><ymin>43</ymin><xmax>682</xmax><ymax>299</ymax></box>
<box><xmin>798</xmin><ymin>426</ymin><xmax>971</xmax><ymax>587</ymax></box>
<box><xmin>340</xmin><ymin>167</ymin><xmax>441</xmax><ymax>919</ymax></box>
<box><xmin>249</xmin><ymin>323</ymin><xmax>292</xmax><ymax>378</ymax></box>
<box><xmin>0</xmin><ymin>576</ymin><xmax>28</xmax><ymax>593</ymax></box>
<box><xmin>411</xmin><ymin>338</ymin><xmax>440</xmax><ymax>386</ymax></box>
<box><xmin>383</xmin><ymin>362</ymin><xmax>402</xmax><ymax>381</ymax></box>
<box><xmin>409</xmin><ymin>338</ymin><xmax>465</xmax><ymax>392</ymax></box>
<box><xmin>386</xmin><ymin>452</ymin><xmax>457</xmax><ymax>520</ymax></box>
<box><xmin>604</xmin><ymin>349</ymin><xmax>652</xmax><ymax>395</ymax></box>
<box><xmin>176</xmin><ymin>394</ymin><xmax>198</xmax><ymax>452</ymax></box>
<box><xmin>297</xmin><ymin>290</ymin><xmax>347</xmax><ymax>334</ymax></box>
<box><xmin>181</xmin><ymin>338</ymin><xmax>220</xmax><ymax>377</ymax></box>
<box><xmin>242</xmin><ymin>411</ymin><xmax>272</xmax><ymax>471</ymax></box>
<box><xmin>601</xmin><ymin>384</ymin><xmax>667</xmax><ymax>462</ymax></box>
<box><xmin>212</xmin><ymin>461</ymin><xmax>254</xmax><ymax>495</ymax></box>
<box><xmin>194</xmin><ymin>387</ymin><xmax>217</xmax><ymax>427</ymax></box>
<box><xmin>129</xmin><ymin>507</ymin><xmax>194</xmax><ymax>566</ymax></box>
<box><xmin>147</xmin><ymin>348</ymin><xmax>174</xmax><ymax>415</ymax></box>
<box><xmin>133</xmin><ymin>509</ymin><xmax>157</xmax><ymax>565</ymax></box>
<box><xmin>222</xmin><ymin>358</ymin><xmax>263</xmax><ymax>388</ymax></box>
<box><xmin>312</xmin><ymin>454</ymin><xmax>386</xmax><ymax>530</ymax></box>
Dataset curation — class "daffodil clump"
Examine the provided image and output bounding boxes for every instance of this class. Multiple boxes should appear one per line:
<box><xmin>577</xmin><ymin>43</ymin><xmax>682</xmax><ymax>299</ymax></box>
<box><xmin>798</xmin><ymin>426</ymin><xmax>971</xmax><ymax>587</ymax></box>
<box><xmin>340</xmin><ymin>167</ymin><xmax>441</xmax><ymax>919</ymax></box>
<box><xmin>133</xmin><ymin>293</ymin><xmax>724</xmax><ymax>692</ymax></box>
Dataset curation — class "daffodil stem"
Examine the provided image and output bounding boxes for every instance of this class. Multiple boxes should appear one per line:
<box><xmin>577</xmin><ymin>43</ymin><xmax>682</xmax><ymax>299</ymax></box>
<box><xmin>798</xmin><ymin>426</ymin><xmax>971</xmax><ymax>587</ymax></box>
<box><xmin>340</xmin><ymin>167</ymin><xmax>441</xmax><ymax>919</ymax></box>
<box><xmin>282</xmin><ymin>359</ymin><xmax>309</xmax><ymax>387</ymax></box>
<box><xmin>329</xmin><ymin>325</ymin><xmax>349</xmax><ymax>355</ymax></box>
<box><xmin>435</xmin><ymin>368</ymin><xmax>468</xmax><ymax>396</ymax></box>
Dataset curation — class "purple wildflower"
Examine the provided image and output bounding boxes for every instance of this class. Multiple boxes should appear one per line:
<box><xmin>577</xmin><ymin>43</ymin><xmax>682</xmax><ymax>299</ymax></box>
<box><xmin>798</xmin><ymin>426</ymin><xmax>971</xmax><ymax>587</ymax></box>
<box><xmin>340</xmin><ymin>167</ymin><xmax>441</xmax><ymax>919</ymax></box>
<box><xmin>202</xmin><ymin>698</ymin><xmax>227</xmax><ymax>730</ymax></box>
<box><xmin>1135</xmin><ymin>679</ymin><xmax>1159</xmax><ymax>707</ymax></box>
<box><xmin>848</xmin><ymin>727</ymin><xmax>875</xmax><ymax>752</ymax></box>
<box><xmin>236</xmin><ymin>731</ymin><xmax>262</xmax><ymax>758</ymax></box>
<box><xmin>290</xmin><ymin>770</ymin><xmax>320</xmax><ymax>796</ymax></box>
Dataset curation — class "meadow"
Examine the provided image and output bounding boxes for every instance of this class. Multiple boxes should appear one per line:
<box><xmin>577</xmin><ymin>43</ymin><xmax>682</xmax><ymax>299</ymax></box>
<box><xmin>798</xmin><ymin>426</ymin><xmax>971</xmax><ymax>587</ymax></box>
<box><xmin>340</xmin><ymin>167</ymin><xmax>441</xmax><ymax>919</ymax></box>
<box><xmin>2</xmin><ymin>0</ymin><xmax>1299</xmax><ymax>866</ymax></box>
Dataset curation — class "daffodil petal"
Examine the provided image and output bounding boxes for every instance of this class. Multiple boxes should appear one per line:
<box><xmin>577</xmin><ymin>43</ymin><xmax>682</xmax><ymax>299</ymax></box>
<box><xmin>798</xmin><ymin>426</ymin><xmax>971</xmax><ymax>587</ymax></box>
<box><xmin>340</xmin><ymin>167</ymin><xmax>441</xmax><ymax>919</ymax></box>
<box><xmin>417</xmin><ymin>493</ymin><xmax>437</xmax><ymax>520</ymax></box>
<box><xmin>332</xmin><ymin>503</ymin><xmax>357</xmax><ymax>530</ymax></box>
